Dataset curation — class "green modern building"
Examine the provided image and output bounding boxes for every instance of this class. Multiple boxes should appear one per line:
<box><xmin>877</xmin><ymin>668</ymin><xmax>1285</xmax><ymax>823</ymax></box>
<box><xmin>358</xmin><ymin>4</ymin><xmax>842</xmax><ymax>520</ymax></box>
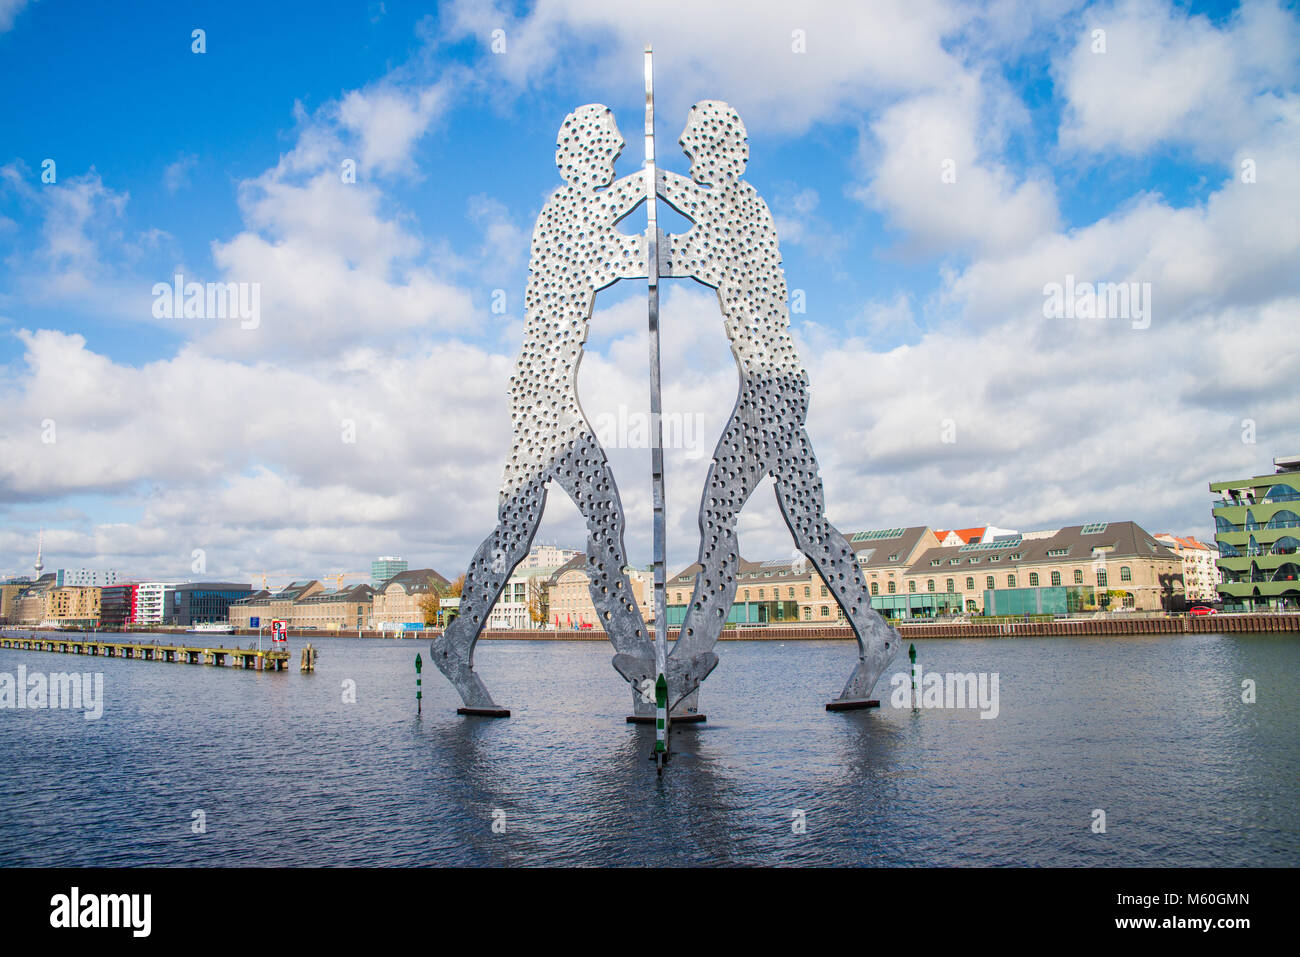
<box><xmin>1210</xmin><ymin>455</ymin><xmax>1300</xmax><ymax>611</ymax></box>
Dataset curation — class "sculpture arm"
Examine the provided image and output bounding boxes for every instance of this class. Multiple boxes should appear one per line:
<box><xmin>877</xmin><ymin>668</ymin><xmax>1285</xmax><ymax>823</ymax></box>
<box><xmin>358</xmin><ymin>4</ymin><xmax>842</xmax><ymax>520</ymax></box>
<box><xmin>594</xmin><ymin>171</ymin><xmax>649</xmax><ymax>284</ymax></box>
<box><xmin>656</xmin><ymin>170</ymin><xmax>715</xmax><ymax>285</ymax></box>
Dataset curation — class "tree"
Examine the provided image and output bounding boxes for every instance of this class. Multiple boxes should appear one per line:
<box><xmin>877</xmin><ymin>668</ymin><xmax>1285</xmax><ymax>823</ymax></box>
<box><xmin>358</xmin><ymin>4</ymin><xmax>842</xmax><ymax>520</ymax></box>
<box><xmin>527</xmin><ymin>577</ymin><xmax>550</xmax><ymax>626</ymax></box>
<box><xmin>416</xmin><ymin>590</ymin><xmax>442</xmax><ymax>626</ymax></box>
<box><xmin>447</xmin><ymin>574</ymin><xmax>465</xmax><ymax>598</ymax></box>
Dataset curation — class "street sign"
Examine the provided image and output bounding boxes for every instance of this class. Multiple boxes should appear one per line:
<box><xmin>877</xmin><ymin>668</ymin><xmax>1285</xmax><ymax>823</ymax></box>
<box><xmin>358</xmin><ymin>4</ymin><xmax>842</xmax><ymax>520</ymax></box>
<box><xmin>271</xmin><ymin>619</ymin><xmax>287</xmax><ymax>643</ymax></box>
<box><xmin>250</xmin><ymin>616</ymin><xmax>260</xmax><ymax>628</ymax></box>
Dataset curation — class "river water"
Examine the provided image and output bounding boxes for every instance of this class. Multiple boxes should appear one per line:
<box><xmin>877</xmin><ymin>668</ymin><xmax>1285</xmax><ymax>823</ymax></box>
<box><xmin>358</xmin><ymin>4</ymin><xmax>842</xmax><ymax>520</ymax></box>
<box><xmin>0</xmin><ymin>632</ymin><xmax>1295</xmax><ymax>866</ymax></box>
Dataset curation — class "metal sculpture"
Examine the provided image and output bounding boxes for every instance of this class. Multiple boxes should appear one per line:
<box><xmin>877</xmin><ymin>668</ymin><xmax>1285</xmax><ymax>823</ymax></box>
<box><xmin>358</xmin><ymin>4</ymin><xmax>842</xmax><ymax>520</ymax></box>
<box><xmin>433</xmin><ymin>54</ymin><xmax>898</xmax><ymax>729</ymax></box>
<box><xmin>655</xmin><ymin>100</ymin><xmax>900</xmax><ymax>712</ymax></box>
<box><xmin>430</xmin><ymin>103</ymin><xmax>657</xmax><ymax>716</ymax></box>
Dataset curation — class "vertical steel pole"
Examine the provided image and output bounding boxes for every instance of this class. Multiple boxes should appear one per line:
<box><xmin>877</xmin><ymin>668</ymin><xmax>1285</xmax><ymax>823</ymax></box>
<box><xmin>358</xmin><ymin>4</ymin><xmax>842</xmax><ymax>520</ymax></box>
<box><xmin>644</xmin><ymin>44</ymin><xmax>668</xmax><ymax>769</ymax></box>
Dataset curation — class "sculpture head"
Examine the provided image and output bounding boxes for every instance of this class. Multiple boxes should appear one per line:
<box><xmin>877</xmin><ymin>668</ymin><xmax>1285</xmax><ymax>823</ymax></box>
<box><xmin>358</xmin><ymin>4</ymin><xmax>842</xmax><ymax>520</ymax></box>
<box><xmin>555</xmin><ymin>104</ymin><xmax>624</xmax><ymax>189</ymax></box>
<box><xmin>679</xmin><ymin>100</ymin><xmax>748</xmax><ymax>186</ymax></box>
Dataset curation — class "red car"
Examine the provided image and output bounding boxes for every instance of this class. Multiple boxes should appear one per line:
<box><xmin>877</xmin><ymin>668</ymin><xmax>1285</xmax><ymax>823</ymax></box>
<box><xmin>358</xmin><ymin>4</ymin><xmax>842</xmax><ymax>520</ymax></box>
<box><xmin>1189</xmin><ymin>606</ymin><xmax>1217</xmax><ymax>616</ymax></box>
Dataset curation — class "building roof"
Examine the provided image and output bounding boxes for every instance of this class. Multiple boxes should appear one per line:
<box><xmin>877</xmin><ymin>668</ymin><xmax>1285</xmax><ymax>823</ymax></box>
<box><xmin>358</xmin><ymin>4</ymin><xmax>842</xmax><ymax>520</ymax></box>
<box><xmin>379</xmin><ymin>569</ymin><xmax>449</xmax><ymax>594</ymax></box>
<box><xmin>904</xmin><ymin>521</ymin><xmax>1179</xmax><ymax>577</ymax></box>
<box><xmin>847</xmin><ymin>526</ymin><xmax>937</xmax><ymax>570</ymax></box>
<box><xmin>1155</xmin><ymin>533</ymin><xmax>1214</xmax><ymax>552</ymax></box>
<box><xmin>549</xmin><ymin>554</ymin><xmax>589</xmax><ymax>584</ymax></box>
<box><xmin>934</xmin><ymin>527</ymin><xmax>986</xmax><ymax>545</ymax></box>
<box><xmin>274</xmin><ymin>580</ymin><xmax>320</xmax><ymax>600</ymax></box>
<box><xmin>296</xmin><ymin>583</ymin><xmax>375</xmax><ymax>605</ymax></box>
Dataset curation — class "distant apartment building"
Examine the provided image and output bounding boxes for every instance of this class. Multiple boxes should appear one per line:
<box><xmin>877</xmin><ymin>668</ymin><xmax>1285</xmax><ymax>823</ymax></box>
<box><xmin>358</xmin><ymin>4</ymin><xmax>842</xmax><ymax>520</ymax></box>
<box><xmin>48</xmin><ymin>568</ymin><xmax>119</xmax><ymax>588</ymax></box>
<box><xmin>1210</xmin><ymin>455</ymin><xmax>1300</xmax><ymax>611</ymax></box>
<box><xmin>371</xmin><ymin>570</ymin><xmax>450</xmax><ymax>630</ymax></box>
<box><xmin>909</xmin><ymin>522</ymin><xmax>1183</xmax><ymax>615</ymax></box>
<box><xmin>10</xmin><ymin>574</ymin><xmax>56</xmax><ymax>624</ymax></box>
<box><xmin>515</xmin><ymin>544</ymin><xmax>581</xmax><ymax>571</ymax></box>
<box><xmin>131</xmin><ymin>582</ymin><xmax>175</xmax><ymax>624</ymax></box>
<box><xmin>164</xmin><ymin>583</ymin><xmax>253</xmax><ymax>626</ymax></box>
<box><xmin>1154</xmin><ymin>534</ymin><xmax>1221</xmax><ymax>603</ymax></box>
<box><xmin>548</xmin><ymin>556</ymin><xmax>654</xmax><ymax>630</ymax></box>
<box><xmin>290</xmin><ymin>584</ymin><xmax>374</xmax><ymax>632</ymax></box>
<box><xmin>43</xmin><ymin>586</ymin><xmax>102</xmax><ymax>626</ymax></box>
<box><xmin>0</xmin><ymin>582</ymin><xmax>30</xmax><ymax>623</ymax></box>
<box><xmin>657</xmin><ymin>522</ymin><xmax>1184</xmax><ymax>627</ymax></box>
<box><xmin>370</xmin><ymin>556</ymin><xmax>408</xmax><ymax>588</ymax></box>
<box><xmin>228</xmin><ymin>581</ymin><xmax>324</xmax><ymax>630</ymax></box>
<box><xmin>99</xmin><ymin>583</ymin><xmax>137</xmax><ymax>629</ymax></box>
<box><xmin>488</xmin><ymin>545</ymin><xmax>587</xmax><ymax>629</ymax></box>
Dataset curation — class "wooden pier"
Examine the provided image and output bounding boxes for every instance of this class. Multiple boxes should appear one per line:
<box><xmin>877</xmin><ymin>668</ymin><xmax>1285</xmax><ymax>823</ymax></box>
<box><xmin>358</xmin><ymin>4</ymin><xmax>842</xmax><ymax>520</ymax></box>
<box><xmin>0</xmin><ymin>634</ymin><xmax>291</xmax><ymax>670</ymax></box>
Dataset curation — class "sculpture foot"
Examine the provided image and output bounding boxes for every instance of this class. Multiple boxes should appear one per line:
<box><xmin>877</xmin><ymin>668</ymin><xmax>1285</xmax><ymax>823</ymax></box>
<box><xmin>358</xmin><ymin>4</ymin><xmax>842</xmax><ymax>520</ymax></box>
<box><xmin>430</xmin><ymin>635</ymin><xmax>503</xmax><ymax>712</ymax></box>
<box><xmin>830</xmin><ymin>620</ymin><xmax>900</xmax><ymax>707</ymax></box>
<box><xmin>612</xmin><ymin>651</ymin><xmax>719</xmax><ymax>714</ymax></box>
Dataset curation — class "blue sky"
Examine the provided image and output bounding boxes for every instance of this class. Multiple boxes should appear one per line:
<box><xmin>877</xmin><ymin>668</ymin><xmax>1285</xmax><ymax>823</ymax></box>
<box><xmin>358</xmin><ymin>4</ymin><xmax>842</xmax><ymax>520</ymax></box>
<box><xmin>1</xmin><ymin>0</ymin><xmax>1297</xmax><ymax>584</ymax></box>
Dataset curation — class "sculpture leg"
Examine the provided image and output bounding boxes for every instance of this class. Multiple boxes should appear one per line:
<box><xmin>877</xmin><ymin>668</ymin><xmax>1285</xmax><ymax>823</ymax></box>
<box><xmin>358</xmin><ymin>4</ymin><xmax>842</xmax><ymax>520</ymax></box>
<box><xmin>668</xmin><ymin>389</ymin><xmax>771</xmax><ymax>712</ymax></box>
<box><xmin>770</xmin><ymin>426</ymin><xmax>900</xmax><ymax>706</ymax></box>
<box><xmin>430</xmin><ymin>478</ymin><xmax>548</xmax><ymax>713</ymax></box>
<box><xmin>551</xmin><ymin>428</ymin><xmax>657</xmax><ymax>717</ymax></box>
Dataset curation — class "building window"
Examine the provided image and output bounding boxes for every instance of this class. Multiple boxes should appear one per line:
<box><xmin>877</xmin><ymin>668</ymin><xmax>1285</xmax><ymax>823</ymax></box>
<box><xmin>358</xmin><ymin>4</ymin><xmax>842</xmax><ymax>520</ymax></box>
<box><xmin>1097</xmin><ymin>570</ymin><xmax>1108</xmax><ymax>587</ymax></box>
<box><xmin>986</xmin><ymin>576</ymin><xmax>994</xmax><ymax>590</ymax></box>
<box><xmin>820</xmin><ymin>605</ymin><xmax>830</xmax><ymax>617</ymax></box>
<box><xmin>1050</xmin><ymin>571</ymin><xmax>1061</xmax><ymax>586</ymax></box>
<box><xmin>803</xmin><ymin>607</ymin><xmax>811</xmax><ymax>620</ymax></box>
<box><xmin>870</xmin><ymin>582</ymin><xmax>878</xmax><ymax>595</ymax></box>
<box><xmin>758</xmin><ymin>588</ymin><xmax>764</xmax><ymax>599</ymax></box>
<box><xmin>1120</xmin><ymin>566</ymin><xmax>1132</xmax><ymax>582</ymax></box>
<box><xmin>1074</xmin><ymin>569</ymin><xmax>1083</xmax><ymax>584</ymax></box>
<box><xmin>1029</xmin><ymin>572</ymin><xmax>1039</xmax><ymax>586</ymax></box>
<box><xmin>804</xmin><ymin>586</ymin><xmax>810</xmax><ymax>597</ymax></box>
<box><xmin>966</xmin><ymin>577</ymin><xmax>975</xmax><ymax>591</ymax></box>
<box><xmin>820</xmin><ymin>586</ymin><xmax>828</xmax><ymax>597</ymax></box>
<box><xmin>1008</xmin><ymin>575</ymin><xmax>1016</xmax><ymax>588</ymax></box>
<box><xmin>946</xmin><ymin>579</ymin><xmax>955</xmax><ymax>592</ymax></box>
<box><xmin>788</xmin><ymin>587</ymin><xmax>795</xmax><ymax>598</ymax></box>
<box><xmin>888</xmin><ymin>582</ymin><xmax>896</xmax><ymax>594</ymax></box>
<box><xmin>927</xmin><ymin>579</ymin><xmax>935</xmax><ymax>593</ymax></box>
<box><xmin>743</xmin><ymin>589</ymin><xmax>749</xmax><ymax>600</ymax></box>
<box><xmin>908</xmin><ymin>581</ymin><xmax>916</xmax><ymax>593</ymax></box>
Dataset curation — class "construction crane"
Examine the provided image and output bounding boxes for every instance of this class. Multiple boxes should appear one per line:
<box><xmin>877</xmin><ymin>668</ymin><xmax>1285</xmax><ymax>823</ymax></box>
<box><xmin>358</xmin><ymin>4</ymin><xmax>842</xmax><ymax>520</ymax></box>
<box><xmin>326</xmin><ymin>570</ymin><xmax>355</xmax><ymax>592</ymax></box>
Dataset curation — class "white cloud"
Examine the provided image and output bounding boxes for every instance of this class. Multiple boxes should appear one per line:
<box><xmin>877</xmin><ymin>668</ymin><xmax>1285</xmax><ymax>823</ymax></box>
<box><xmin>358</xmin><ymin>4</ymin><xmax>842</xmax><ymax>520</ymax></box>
<box><xmin>1056</xmin><ymin>0</ymin><xmax>1300</xmax><ymax>158</ymax></box>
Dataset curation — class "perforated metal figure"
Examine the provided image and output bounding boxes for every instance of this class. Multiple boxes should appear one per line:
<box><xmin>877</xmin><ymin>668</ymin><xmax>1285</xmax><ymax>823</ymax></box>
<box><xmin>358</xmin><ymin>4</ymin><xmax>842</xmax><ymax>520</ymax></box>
<box><xmin>431</xmin><ymin>104</ymin><xmax>657</xmax><ymax>713</ymax></box>
<box><xmin>656</xmin><ymin>101</ymin><xmax>900</xmax><ymax>709</ymax></box>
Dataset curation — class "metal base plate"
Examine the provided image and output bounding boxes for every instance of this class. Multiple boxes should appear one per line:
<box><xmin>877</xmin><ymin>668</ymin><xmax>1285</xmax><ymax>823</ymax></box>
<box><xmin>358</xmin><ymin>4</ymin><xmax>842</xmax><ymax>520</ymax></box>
<box><xmin>457</xmin><ymin>706</ymin><xmax>511</xmax><ymax>718</ymax></box>
<box><xmin>825</xmin><ymin>699</ymin><xmax>880</xmax><ymax>712</ymax></box>
<box><xmin>626</xmin><ymin>714</ymin><xmax>707</xmax><ymax>724</ymax></box>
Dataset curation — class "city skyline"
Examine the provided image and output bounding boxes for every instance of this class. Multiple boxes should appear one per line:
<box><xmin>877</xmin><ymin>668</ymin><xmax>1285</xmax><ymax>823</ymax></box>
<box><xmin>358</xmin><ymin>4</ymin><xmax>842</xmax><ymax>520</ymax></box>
<box><xmin>2</xmin><ymin>1</ymin><xmax>1298</xmax><ymax>587</ymax></box>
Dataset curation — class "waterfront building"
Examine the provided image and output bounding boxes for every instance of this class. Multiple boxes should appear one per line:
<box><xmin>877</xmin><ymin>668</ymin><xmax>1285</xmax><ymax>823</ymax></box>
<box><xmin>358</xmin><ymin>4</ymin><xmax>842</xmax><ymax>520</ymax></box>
<box><xmin>228</xmin><ymin>580</ymin><xmax>323</xmax><ymax>630</ymax></box>
<box><xmin>131</xmin><ymin>581</ymin><xmax>176</xmax><ymax>624</ymax></box>
<box><xmin>164</xmin><ymin>583</ymin><xmax>254</xmax><ymax>626</ymax></box>
<box><xmin>665</xmin><ymin>526</ymin><xmax>942</xmax><ymax>626</ymax></box>
<box><xmin>46</xmin><ymin>568</ymin><xmax>120</xmax><ymax>588</ymax></box>
<box><xmin>487</xmin><ymin>545</ymin><xmax>588</xmax><ymax>629</ymax></box>
<box><xmin>370</xmin><ymin>556</ymin><xmax>408</xmax><ymax>588</ymax></box>
<box><xmin>290</xmin><ymin>584</ymin><xmax>374</xmax><ymax>632</ymax></box>
<box><xmin>370</xmin><ymin>569</ymin><xmax>450</xmax><ymax>631</ymax></box>
<box><xmin>1210</xmin><ymin>455</ymin><xmax>1300</xmax><ymax>611</ymax></box>
<box><xmin>1153</xmin><ymin>534</ymin><xmax>1221</xmax><ymax>603</ymax></box>
<box><xmin>906</xmin><ymin>522</ymin><xmax>1184</xmax><ymax>615</ymax></box>
<box><xmin>98</xmin><ymin>583</ymin><xmax>138</xmax><ymax>629</ymax></box>
<box><xmin>515</xmin><ymin>544</ymin><xmax>581</xmax><ymax>571</ymax></box>
<box><xmin>42</xmin><ymin>586</ymin><xmax>102</xmax><ymax>626</ymax></box>
<box><xmin>0</xmin><ymin>582</ymin><xmax>30</xmax><ymax>623</ymax></box>
<box><xmin>658</xmin><ymin>522</ymin><xmax>1182</xmax><ymax>624</ymax></box>
<box><xmin>549</xmin><ymin>557</ymin><xmax>654</xmax><ymax>630</ymax></box>
<box><xmin>10</xmin><ymin>573</ymin><xmax>57</xmax><ymax>624</ymax></box>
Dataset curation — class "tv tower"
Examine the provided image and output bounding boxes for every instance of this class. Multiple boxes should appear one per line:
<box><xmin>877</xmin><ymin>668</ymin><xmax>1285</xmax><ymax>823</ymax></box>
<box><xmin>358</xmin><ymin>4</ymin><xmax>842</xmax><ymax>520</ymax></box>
<box><xmin>33</xmin><ymin>528</ymin><xmax>44</xmax><ymax>578</ymax></box>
